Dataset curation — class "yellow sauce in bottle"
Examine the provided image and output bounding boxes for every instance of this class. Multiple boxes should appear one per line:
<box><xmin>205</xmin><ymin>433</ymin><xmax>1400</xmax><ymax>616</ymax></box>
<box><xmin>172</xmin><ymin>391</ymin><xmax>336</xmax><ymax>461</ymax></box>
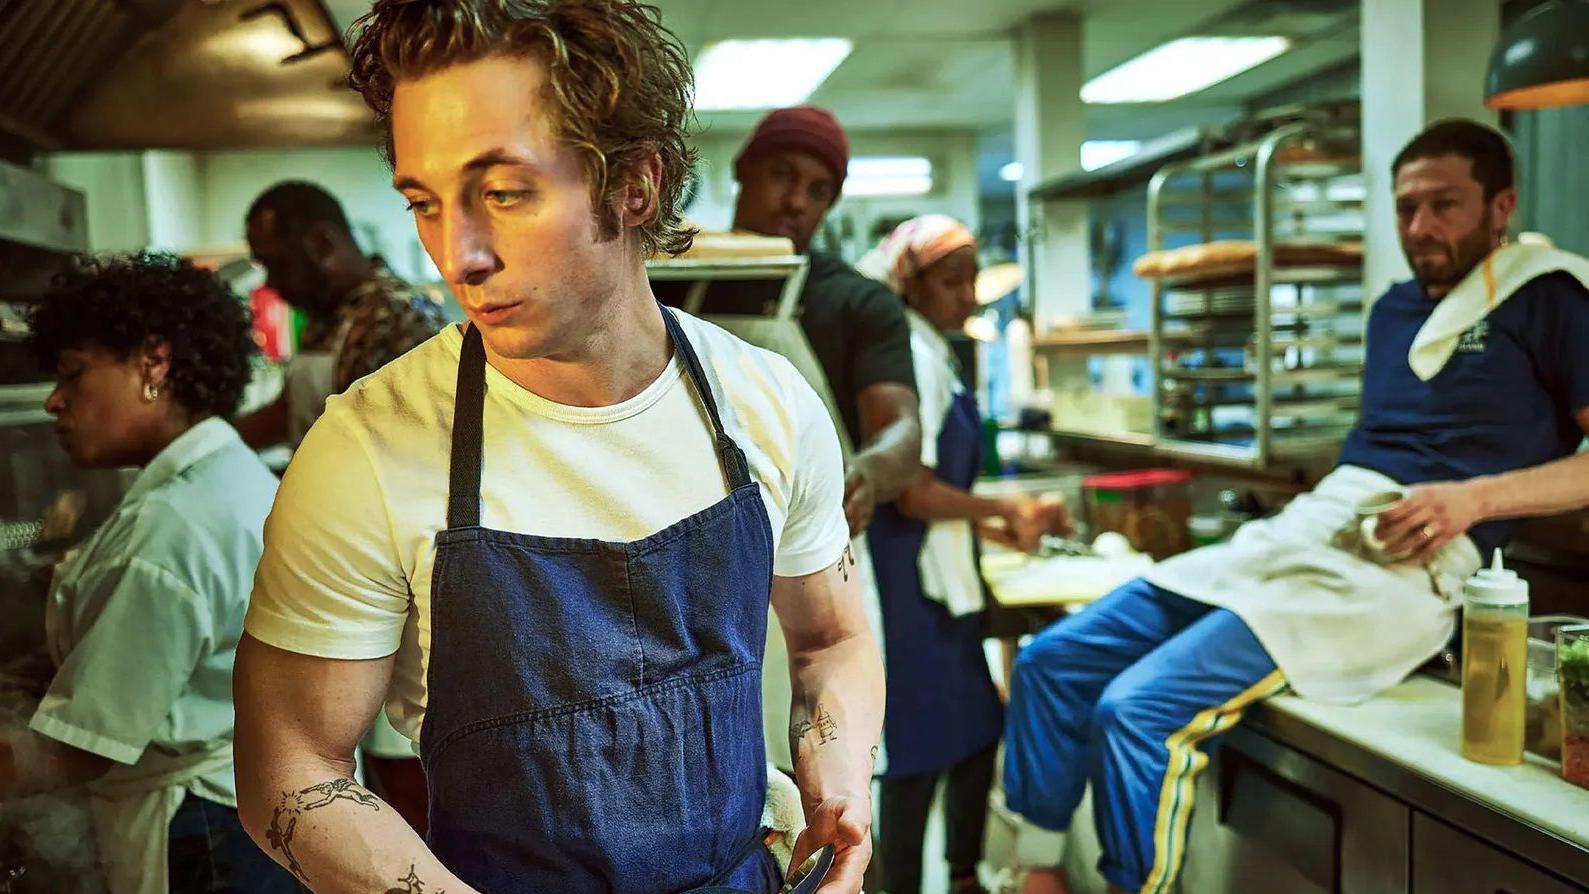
<box><xmin>1461</xmin><ymin>613</ymin><xmax>1528</xmax><ymax>765</ymax></box>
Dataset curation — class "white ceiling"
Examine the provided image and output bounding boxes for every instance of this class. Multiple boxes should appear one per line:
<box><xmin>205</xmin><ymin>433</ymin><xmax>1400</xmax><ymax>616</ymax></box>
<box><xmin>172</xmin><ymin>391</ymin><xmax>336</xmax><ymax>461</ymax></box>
<box><xmin>323</xmin><ymin>0</ymin><xmax>1359</xmax><ymax>141</ymax></box>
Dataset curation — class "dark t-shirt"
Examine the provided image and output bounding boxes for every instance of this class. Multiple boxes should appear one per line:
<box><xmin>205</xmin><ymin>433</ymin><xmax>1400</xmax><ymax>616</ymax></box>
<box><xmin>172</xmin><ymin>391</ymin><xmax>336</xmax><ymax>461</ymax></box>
<box><xmin>1337</xmin><ymin>272</ymin><xmax>1589</xmax><ymax>554</ymax></box>
<box><xmin>797</xmin><ymin>252</ymin><xmax>917</xmax><ymax>445</ymax></box>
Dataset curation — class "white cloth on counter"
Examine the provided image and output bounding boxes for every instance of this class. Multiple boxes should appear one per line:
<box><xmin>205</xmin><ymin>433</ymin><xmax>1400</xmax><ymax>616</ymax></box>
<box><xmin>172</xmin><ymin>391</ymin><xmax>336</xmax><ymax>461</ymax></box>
<box><xmin>32</xmin><ymin>418</ymin><xmax>279</xmax><ymax>894</ymax></box>
<box><xmin>1144</xmin><ymin>465</ymin><xmax>1481</xmax><ymax>704</ymax></box>
<box><xmin>905</xmin><ymin>308</ymin><xmax>984</xmax><ymax>617</ymax></box>
<box><xmin>248</xmin><ymin>312</ymin><xmax>850</xmax><ymax>745</ymax></box>
<box><xmin>1409</xmin><ymin>235</ymin><xmax>1589</xmax><ymax>380</ymax></box>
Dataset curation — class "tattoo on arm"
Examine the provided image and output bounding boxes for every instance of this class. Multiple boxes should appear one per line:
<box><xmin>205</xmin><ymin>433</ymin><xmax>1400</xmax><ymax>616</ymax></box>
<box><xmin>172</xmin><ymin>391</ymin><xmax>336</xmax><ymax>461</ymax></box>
<box><xmin>814</xmin><ymin>703</ymin><xmax>839</xmax><ymax>744</ymax></box>
<box><xmin>836</xmin><ymin>543</ymin><xmax>856</xmax><ymax>581</ymax></box>
<box><xmin>388</xmin><ymin>864</ymin><xmax>446</xmax><ymax>894</ymax></box>
<box><xmin>267</xmin><ymin>778</ymin><xmax>381</xmax><ymax>882</ymax></box>
<box><xmin>791</xmin><ymin>702</ymin><xmax>841</xmax><ymax>750</ymax></box>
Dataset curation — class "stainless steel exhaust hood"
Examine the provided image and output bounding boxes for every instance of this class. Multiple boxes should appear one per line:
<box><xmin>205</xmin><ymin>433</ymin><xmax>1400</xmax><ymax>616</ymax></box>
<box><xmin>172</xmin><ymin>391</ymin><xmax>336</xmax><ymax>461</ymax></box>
<box><xmin>0</xmin><ymin>0</ymin><xmax>376</xmax><ymax>155</ymax></box>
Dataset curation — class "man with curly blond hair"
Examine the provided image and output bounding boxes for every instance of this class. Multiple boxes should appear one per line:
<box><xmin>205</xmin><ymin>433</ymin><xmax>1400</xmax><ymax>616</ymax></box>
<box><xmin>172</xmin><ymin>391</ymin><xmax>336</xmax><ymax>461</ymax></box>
<box><xmin>232</xmin><ymin>2</ymin><xmax>883</xmax><ymax>893</ymax></box>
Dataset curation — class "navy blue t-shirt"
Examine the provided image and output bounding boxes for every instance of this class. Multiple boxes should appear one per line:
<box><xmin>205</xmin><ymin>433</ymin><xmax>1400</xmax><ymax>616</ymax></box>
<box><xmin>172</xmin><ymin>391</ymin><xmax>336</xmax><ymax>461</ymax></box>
<box><xmin>1337</xmin><ymin>271</ymin><xmax>1589</xmax><ymax>554</ymax></box>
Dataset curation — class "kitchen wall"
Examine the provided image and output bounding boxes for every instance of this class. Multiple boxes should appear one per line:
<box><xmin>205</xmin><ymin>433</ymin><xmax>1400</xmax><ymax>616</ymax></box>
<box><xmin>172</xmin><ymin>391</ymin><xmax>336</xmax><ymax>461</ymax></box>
<box><xmin>1512</xmin><ymin>104</ymin><xmax>1589</xmax><ymax>256</ymax></box>
<box><xmin>43</xmin><ymin>152</ymin><xmax>150</xmax><ymax>253</ymax></box>
<box><xmin>142</xmin><ymin>151</ymin><xmax>207</xmax><ymax>255</ymax></box>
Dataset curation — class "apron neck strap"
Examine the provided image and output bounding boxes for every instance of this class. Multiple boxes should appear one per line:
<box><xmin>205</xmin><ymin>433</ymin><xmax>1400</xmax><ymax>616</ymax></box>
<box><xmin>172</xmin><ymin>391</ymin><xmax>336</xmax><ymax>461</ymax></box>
<box><xmin>446</xmin><ymin>307</ymin><xmax>752</xmax><ymax>529</ymax></box>
<box><xmin>657</xmin><ymin>303</ymin><xmax>753</xmax><ymax>492</ymax></box>
<box><xmin>448</xmin><ymin>324</ymin><xmax>489</xmax><ymax>529</ymax></box>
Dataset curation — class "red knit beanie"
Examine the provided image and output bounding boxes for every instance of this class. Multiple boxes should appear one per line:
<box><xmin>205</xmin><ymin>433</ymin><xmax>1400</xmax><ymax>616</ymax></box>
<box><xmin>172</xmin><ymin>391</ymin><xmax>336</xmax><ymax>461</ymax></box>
<box><xmin>733</xmin><ymin>106</ymin><xmax>850</xmax><ymax>188</ymax></box>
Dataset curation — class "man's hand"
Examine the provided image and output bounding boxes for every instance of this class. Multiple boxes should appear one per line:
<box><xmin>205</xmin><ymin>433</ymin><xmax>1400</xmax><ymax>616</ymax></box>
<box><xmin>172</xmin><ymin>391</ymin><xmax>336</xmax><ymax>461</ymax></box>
<box><xmin>789</xmin><ymin>795</ymin><xmax>872</xmax><ymax>894</ymax></box>
<box><xmin>842</xmin><ymin>464</ymin><xmax>877</xmax><ymax>538</ymax></box>
<box><xmin>1376</xmin><ymin>480</ymin><xmax>1488</xmax><ymax>563</ymax></box>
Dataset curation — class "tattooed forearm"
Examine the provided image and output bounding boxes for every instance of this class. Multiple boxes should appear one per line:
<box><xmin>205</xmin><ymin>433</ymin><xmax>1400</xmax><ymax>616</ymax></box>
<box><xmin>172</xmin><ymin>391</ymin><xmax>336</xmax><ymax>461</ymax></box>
<box><xmin>387</xmin><ymin>864</ymin><xmax>446</xmax><ymax>894</ymax></box>
<box><xmin>266</xmin><ymin>778</ymin><xmax>381</xmax><ymax>882</ymax></box>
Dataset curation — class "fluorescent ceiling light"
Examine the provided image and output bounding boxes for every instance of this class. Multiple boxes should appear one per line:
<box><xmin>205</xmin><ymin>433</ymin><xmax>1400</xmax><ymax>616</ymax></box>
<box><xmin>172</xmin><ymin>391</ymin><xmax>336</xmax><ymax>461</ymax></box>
<box><xmin>1082</xmin><ymin>36</ymin><xmax>1291</xmax><ymax>103</ymax></box>
<box><xmin>995</xmin><ymin>141</ymin><xmax>1139</xmax><ymax>183</ymax></box>
<box><xmin>693</xmin><ymin>39</ymin><xmax>852</xmax><ymax>110</ymax></box>
<box><xmin>846</xmin><ymin>156</ymin><xmax>932</xmax><ymax>197</ymax></box>
<box><xmin>1081</xmin><ymin>140</ymin><xmax>1142</xmax><ymax>170</ymax></box>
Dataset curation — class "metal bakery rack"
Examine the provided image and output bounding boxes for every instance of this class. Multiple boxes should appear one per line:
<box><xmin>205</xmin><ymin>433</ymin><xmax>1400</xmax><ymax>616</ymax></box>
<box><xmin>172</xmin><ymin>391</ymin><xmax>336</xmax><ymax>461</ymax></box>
<box><xmin>1142</xmin><ymin>115</ymin><xmax>1366</xmax><ymax>469</ymax></box>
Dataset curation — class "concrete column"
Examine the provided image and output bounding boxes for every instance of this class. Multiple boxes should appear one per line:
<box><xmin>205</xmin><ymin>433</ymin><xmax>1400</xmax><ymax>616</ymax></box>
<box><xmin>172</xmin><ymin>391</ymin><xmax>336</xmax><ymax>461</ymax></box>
<box><xmin>1012</xmin><ymin>12</ymin><xmax>1088</xmax><ymax>331</ymax></box>
<box><xmin>1360</xmin><ymin>0</ymin><xmax>1500</xmax><ymax>299</ymax></box>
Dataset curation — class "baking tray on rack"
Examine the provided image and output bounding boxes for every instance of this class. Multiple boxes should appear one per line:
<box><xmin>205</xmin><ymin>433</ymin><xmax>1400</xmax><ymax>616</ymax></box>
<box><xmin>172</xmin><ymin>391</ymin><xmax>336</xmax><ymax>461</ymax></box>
<box><xmin>1158</xmin><ymin>264</ymin><xmax>1363</xmax><ymax>291</ymax></box>
<box><xmin>1269</xmin><ymin>334</ymin><xmax>1363</xmax><ymax>351</ymax></box>
<box><xmin>1271</xmin><ymin>363</ymin><xmax>1363</xmax><ymax>385</ymax></box>
<box><xmin>1165</xmin><ymin>287</ymin><xmax>1257</xmax><ymax>316</ymax></box>
<box><xmin>1164</xmin><ymin>293</ymin><xmax>1364</xmax><ymax>320</ymax></box>
<box><xmin>1171</xmin><ymin>393</ymin><xmax>1360</xmax><ymax>414</ymax></box>
<box><xmin>1161</xmin><ymin>363</ymin><xmax>1362</xmax><ymax>384</ymax></box>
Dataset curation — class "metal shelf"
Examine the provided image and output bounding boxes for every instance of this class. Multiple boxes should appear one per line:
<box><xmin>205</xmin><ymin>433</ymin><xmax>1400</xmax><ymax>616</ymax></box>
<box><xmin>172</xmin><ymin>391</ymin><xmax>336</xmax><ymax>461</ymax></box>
<box><xmin>1161</xmin><ymin>367</ymin><xmax>1255</xmax><ymax>383</ymax></box>
<box><xmin>644</xmin><ymin>256</ymin><xmax>806</xmax><ymax>280</ymax></box>
<box><xmin>646</xmin><ymin>254</ymin><xmax>810</xmax><ymax>322</ymax></box>
<box><xmin>1030</xmin><ymin>329</ymin><xmax>1151</xmax><ymax>355</ymax></box>
<box><xmin>1147</xmin><ymin>119</ymin><xmax>1365</xmax><ymax>471</ymax></box>
<box><xmin>1158</xmin><ymin>263</ymin><xmax>1362</xmax><ymax>290</ymax></box>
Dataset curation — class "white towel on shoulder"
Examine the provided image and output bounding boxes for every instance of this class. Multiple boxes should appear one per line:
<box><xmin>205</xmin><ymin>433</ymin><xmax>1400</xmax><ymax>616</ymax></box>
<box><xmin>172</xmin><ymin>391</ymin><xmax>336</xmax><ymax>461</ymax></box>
<box><xmin>1409</xmin><ymin>234</ymin><xmax>1589</xmax><ymax>381</ymax></box>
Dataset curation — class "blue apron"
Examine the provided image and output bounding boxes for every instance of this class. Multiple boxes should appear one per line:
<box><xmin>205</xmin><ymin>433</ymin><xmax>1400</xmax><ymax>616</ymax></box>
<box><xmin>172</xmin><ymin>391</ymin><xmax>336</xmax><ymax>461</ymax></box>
<box><xmin>420</xmin><ymin>309</ymin><xmax>783</xmax><ymax>893</ymax></box>
<box><xmin>867</xmin><ymin>386</ymin><xmax>1004</xmax><ymax>778</ymax></box>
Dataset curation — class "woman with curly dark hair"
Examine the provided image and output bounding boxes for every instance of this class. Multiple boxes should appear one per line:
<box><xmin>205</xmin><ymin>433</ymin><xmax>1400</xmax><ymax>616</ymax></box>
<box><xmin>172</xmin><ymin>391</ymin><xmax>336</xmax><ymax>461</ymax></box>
<box><xmin>0</xmin><ymin>253</ymin><xmax>296</xmax><ymax>894</ymax></box>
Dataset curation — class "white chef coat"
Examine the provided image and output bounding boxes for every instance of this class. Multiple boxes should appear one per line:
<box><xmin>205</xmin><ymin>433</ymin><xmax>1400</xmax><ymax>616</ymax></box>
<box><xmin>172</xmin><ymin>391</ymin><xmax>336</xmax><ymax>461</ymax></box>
<box><xmin>31</xmin><ymin>417</ymin><xmax>279</xmax><ymax>894</ymax></box>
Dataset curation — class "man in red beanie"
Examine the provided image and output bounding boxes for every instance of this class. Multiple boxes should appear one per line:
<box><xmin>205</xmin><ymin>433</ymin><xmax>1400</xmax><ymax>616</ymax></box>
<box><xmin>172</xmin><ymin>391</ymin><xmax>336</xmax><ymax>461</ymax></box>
<box><xmin>733</xmin><ymin>106</ymin><xmax>923</xmax><ymax>538</ymax></box>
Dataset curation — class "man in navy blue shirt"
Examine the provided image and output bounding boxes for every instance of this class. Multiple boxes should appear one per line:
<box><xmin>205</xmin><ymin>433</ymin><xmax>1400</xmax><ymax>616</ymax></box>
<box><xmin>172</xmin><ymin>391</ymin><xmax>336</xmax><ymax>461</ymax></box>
<box><xmin>1004</xmin><ymin>119</ymin><xmax>1589</xmax><ymax>894</ymax></box>
<box><xmin>1343</xmin><ymin>124</ymin><xmax>1589</xmax><ymax>560</ymax></box>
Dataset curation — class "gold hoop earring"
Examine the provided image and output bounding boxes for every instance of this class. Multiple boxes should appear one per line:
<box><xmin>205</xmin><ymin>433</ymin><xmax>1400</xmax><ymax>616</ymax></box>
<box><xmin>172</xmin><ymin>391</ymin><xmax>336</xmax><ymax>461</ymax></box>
<box><xmin>143</xmin><ymin>382</ymin><xmax>160</xmax><ymax>402</ymax></box>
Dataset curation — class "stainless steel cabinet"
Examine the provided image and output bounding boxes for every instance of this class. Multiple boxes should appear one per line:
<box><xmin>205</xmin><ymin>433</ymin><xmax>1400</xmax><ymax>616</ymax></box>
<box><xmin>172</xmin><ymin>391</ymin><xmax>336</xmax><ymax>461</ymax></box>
<box><xmin>1180</xmin><ymin>730</ymin><xmax>1410</xmax><ymax>894</ymax></box>
<box><xmin>1412</xmin><ymin>814</ymin><xmax>1587</xmax><ymax>894</ymax></box>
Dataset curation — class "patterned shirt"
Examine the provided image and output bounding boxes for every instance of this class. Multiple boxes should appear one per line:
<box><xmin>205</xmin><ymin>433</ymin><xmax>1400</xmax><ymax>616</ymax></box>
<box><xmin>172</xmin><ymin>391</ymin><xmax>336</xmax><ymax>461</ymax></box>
<box><xmin>301</xmin><ymin>271</ymin><xmax>447</xmax><ymax>395</ymax></box>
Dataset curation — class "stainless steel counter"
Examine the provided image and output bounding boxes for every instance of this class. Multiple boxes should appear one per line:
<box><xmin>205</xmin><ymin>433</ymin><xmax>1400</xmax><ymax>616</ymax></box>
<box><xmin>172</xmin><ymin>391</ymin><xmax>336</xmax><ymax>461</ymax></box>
<box><xmin>1243</xmin><ymin>675</ymin><xmax>1589</xmax><ymax>888</ymax></box>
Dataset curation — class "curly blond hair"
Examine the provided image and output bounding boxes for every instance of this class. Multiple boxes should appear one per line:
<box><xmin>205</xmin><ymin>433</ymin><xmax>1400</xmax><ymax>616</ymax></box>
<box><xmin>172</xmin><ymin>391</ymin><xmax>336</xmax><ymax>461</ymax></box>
<box><xmin>348</xmin><ymin>0</ymin><xmax>698</xmax><ymax>257</ymax></box>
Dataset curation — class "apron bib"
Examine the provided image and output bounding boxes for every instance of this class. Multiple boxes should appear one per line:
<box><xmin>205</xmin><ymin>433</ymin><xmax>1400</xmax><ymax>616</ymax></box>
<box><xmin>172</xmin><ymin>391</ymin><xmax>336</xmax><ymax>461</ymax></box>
<box><xmin>420</xmin><ymin>307</ymin><xmax>782</xmax><ymax>893</ymax></box>
<box><xmin>867</xmin><ymin>388</ymin><xmax>1003</xmax><ymax>778</ymax></box>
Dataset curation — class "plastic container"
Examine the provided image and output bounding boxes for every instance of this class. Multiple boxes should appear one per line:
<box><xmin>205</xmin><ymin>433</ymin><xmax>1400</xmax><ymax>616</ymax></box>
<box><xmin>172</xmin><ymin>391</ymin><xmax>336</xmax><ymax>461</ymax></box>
<box><xmin>1558</xmin><ymin>624</ymin><xmax>1589</xmax><ymax>788</ymax></box>
<box><xmin>1523</xmin><ymin>615</ymin><xmax>1588</xmax><ymax>761</ymax></box>
<box><xmin>1082</xmin><ymin>469</ymin><xmax>1192</xmax><ymax>559</ymax></box>
<box><xmin>1461</xmin><ymin>550</ymin><xmax>1529</xmax><ymax>766</ymax></box>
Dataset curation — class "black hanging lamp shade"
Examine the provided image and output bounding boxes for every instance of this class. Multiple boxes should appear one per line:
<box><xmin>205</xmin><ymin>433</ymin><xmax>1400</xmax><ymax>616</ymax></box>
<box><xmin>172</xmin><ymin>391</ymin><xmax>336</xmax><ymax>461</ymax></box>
<box><xmin>1485</xmin><ymin>0</ymin><xmax>1589</xmax><ymax>109</ymax></box>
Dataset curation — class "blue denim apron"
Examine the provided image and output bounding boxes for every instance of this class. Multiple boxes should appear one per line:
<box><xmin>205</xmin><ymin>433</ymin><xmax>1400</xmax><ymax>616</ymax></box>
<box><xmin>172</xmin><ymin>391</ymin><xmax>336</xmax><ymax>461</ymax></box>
<box><xmin>867</xmin><ymin>387</ymin><xmax>1003</xmax><ymax>778</ymax></box>
<box><xmin>420</xmin><ymin>309</ymin><xmax>783</xmax><ymax>893</ymax></box>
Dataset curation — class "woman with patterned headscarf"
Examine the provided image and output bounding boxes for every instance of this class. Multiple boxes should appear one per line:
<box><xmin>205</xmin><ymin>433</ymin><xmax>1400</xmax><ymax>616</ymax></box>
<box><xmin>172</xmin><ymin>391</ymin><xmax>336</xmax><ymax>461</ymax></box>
<box><xmin>857</xmin><ymin>216</ymin><xmax>1067</xmax><ymax>894</ymax></box>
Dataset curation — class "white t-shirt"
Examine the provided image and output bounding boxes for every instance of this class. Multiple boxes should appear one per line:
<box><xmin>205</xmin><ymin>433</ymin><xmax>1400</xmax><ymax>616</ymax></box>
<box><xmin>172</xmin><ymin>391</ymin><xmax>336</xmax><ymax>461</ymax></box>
<box><xmin>246</xmin><ymin>310</ymin><xmax>849</xmax><ymax>743</ymax></box>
